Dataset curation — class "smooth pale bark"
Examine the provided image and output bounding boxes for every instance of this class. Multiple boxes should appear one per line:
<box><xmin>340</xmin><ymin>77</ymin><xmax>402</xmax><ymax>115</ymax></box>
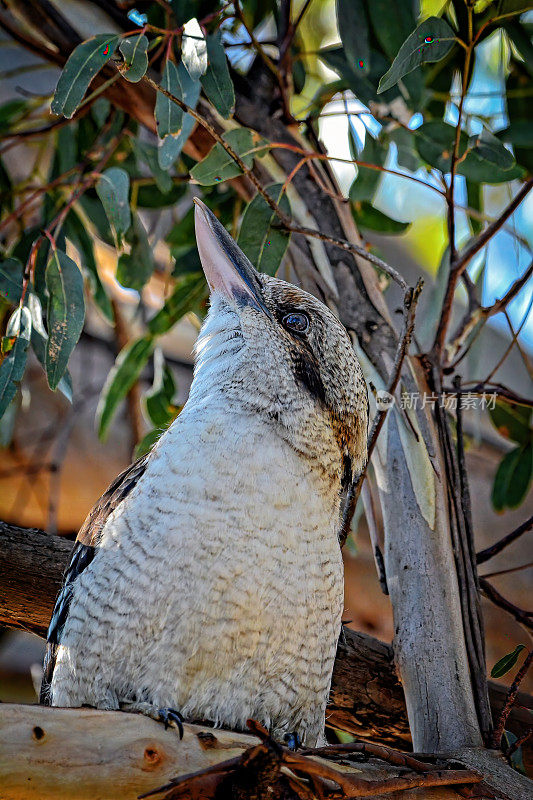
<box><xmin>0</xmin><ymin>703</ymin><xmax>479</xmax><ymax>800</ymax></box>
<box><xmin>378</xmin><ymin>413</ymin><xmax>481</xmax><ymax>752</ymax></box>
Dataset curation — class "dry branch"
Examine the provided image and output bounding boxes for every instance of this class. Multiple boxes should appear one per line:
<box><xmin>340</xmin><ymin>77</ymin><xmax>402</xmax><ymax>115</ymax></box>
<box><xmin>0</xmin><ymin>704</ymin><xmax>483</xmax><ymax>800</ymax></box>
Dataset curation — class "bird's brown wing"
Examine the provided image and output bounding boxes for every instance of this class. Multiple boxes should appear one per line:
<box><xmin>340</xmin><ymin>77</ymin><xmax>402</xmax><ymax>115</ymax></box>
<box><xmin>40</xmin><ymin>455</ymin><xmax>150</xmax><ymax>704</ymax></box>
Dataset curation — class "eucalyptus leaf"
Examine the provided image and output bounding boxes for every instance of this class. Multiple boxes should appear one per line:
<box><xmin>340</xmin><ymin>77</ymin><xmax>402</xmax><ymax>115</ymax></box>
<box><xmin>336</xmin><ymin>0</ymin><xmax>370</xmax><ymax>74</ymax></box>
<box><xmin>45</xmin><ymin>250</ymin><xmax>85</xmax><ymax>391</ymax></box>
<box><xmin>378</xmin><ymin>18</ymin><xmax>456</xmax><ymax>94</ymax></box>
<box><xmin>97</xmin><ymin>335</ymin><xmax>154</xmax><ymax>440</ymax></box>
<box><xmin>491</xmin><ymin>645</ymin><xmax>526</xmax><ymax>679</ymax></box>
<box><xmin>237</xmin><ymin>185</ymin><xmax>291</xmax><ymax>276</ymax></box>
<box><xmin>489</xmin><ymin>401</ymin><xmax>531</xmax><ymax>444</ymax></box>
<box><xmin>155</xmin><ymin>59</ymin><xmax>183</xmax><ymax>140</ymax></box>
<box><xmin>135</xmin><ymin>141</ymin><xmax>173</xmax><ymax>194</ymax></box>
<box><xmin>65</xmin><ymin>209</ymin><xmax>113</xmax><ymax>322</ymax></box>
<box><xmin>116</xmin><ymin>214</ymin><xmax>154</xmax><ymax>291</ymax></box>
<box><xmin>0</xmin><ymin>306</ymin><xmax>31</xmax><ymax>418</ymax></box>
<box><xmin>190</xmin><ymin>128</ymin><xmax>255</xmax><ymax>185</ymax></box>
<box><xmin>182</xmin><ymin>18</ymin><xmax>208</xmax><ymax>80</ymax></box>
<box><xmin>0</xmin><ymin>258</ymin><xmax>23</xmax><ymax>305</ymax></box>
<box><xmin>29</xmin><ymin>292</ymin><xmax>73</xmax><ymax>402</ymax></box>
<box><xmin>349</xmin><ymin>134</ymin><xmax>386</xmax><ymax>202</ymax></box>
<box><xmin>145</xmin><ymin>350</ymin><xmax>178</xmax><ymax>427</ymax></box>
<box><xmin>158</xmin><ymin>61</ymin><xmax>201</xmax><ymax>169</ymax></box>
<box><xmin>200</xmin><ymin>32</ymin><xmax>235</xmax><ymax>118</ymax></box>
<box><xmin>352</xmin><ymin>201</ymin><xmax>410</xmax><ymax>233</ymax></box>
<box><xmin>470</xmin><ymin>128</ymin><xmax>515</xmax><ymax>170</ymax></box>
<box><xmin>492</xmin><ymin>443</ymin><xmax>533</xmax><ymax>511</ymax></box>
<box><xmin>96</xmin><ymin>167</ymin><xmax>131</xmax><ymax>242</ymax></box>
<box><xmin>51</xmin><ymin>34</ymin><xmax>120</xmax><ymax>118</ymax></box>
<box><xmin>148</xmin><ymin>272</ymin><xmax>207</xmax><ymax>335</ymax></box>
<box><xmin>119</xmin><ymin>34</ymin><xmax>149</xmax><ymax>83</ymax></box>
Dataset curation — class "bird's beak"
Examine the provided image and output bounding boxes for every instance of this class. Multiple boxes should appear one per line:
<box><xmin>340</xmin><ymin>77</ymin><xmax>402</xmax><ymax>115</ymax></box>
<box><xmin>193</xmin><ymin>197</ymin><xmax>272</xmax><ymax>319</ymax></box>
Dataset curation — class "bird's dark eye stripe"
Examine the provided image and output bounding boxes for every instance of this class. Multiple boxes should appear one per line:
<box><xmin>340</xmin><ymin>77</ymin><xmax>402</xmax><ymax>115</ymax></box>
<box><xmin>281</xmin><ymin>312</ymin><xmax>310</xmax><ymax>334</ymax></box>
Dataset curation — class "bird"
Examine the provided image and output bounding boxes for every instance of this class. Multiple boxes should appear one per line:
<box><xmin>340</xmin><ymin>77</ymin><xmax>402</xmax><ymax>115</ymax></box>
<box><xmin>40</xmin><ymin>198</ymin><xmax>368</xmax><ymax>747</ymax></box>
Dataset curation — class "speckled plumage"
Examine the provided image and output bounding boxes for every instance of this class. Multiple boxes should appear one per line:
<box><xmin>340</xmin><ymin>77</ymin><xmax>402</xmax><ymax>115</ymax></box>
<box><xmin>43</xmin><ymin>203</ymin><xmax>368</xmax><ymax>746</ymax></box>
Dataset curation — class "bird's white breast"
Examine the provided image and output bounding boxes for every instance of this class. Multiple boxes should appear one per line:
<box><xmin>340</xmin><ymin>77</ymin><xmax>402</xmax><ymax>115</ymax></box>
<box><xmin>51</xmin><ymin>400</ymin><xmax>344</xmax><ymax>745</ymax></box>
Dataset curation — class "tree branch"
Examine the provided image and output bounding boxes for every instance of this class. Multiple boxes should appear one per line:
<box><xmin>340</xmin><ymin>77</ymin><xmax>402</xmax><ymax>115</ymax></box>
<box><xmin>477</xmin><ymin>515</ymin><xmax>533</xmax><ymax>565</ymax></box>
<box><xmin>0</xmin><ymin>704</ymin><xmax>487</xmax><ymax>800</ymax></box>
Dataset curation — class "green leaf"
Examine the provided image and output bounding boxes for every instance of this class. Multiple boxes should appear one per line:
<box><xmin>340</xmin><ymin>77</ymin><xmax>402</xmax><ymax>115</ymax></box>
<box><xmin>352</xmin><ymin>201</ymin><xmax>410</xmax><ymax>233</ymax></box>
<box><xmin>97</xmin><ymin>335</ymin><xmax>154</xmax><ymax>440</ymax></box>
<box><xmin>135</xmin><ymin>141</ymin><xmax>173</xmax><ymax>194</ymax></box>
<box><xmin>349</xmin><ymin>133</ymin><xmax>386</xmax><ymax>202</ymax></box>
<box><xmin>491</xmin><ymin>645</ymin><xmax>526</xmax><ymax>679</ymax></box>
<box><xmin>182</xmin><ymin>18</ymin><xmax>208</xmax><ymax>80</ymax></box>
<box><xmin>155</xmin><ymin>59</ymin><xmax>183</xmax><ymax>139</ymax></box>
<box><xmin>92</xmin><ymin>97</ymin><xmax>110</xmax><ymax>128</ymax></box>
<box><xmin>51</xmin><ymin>34</ymin><xmax>120</xmax><ymax>118</ymax></box>
<box><xmin>0</xmin><ymin>99</ymin><xmax>29</xmax><ymax>134</ymax></box>
<box><xmin>134</xmin><ymin>427</ymin><xmax>164</xmax><ymax>459</ymax></box>
<box><xmin>116</xmin><ymin>214</ymin><xmax>154</xmax><ymax>291</ymax></box>
<box><xmin>158</xmin><ymin>61</ymin><xmax>201</xmax><ymax>169</ymax></box>
<box><xmin>190</xmin><ymin>128</ymin><xmax>255</xmax><ymax>186</ymax></box>
<box><xmin>45</xmin><ymin>250</ymin><xmax>85</xmax><ymax>391</ymax></box>
<box><xmin>492</xmin><ymin>443</ymin><xmax>533</xmax><ymax>511</ymax></box>
<box><xmin>96</xmin><ymin>167</ymin><xmax>131</xmax><ymax>243</ymax></box>
<box><xmin>0</xmin><ymin>306</ymin><xmax>31</xmax><ymax>418</ymax></box>
<box><xmin>0</xmin><ymin>258</ymin><xmax>23</xmax><ymax>305</ymax></box>
<box><xmin>489</xmin><ymin>400</ymin><xmax>531</xmax><ymax>443</ymax></box>
<box><xmin>65</xmin><ymin>209</ymin><xmax>113</xmax><ymax>322</ymax></box>
<box><xmin>336</xmin><ymin>0</ymin><xmax>370</xmax><ymax>74</ymax></box>
<box><xmin>28</xmin><ymin>292</ymin><xmax>72</xmax><ymax>402</ymax></box>
<box><xmin>145</xmin><ymin>350</ymin><xmax>179</xmax><ymax>427</ymax></box>
<box><xmin>470</xmin><ymin>128</ymin><xmax>515</xmax><ymax>170</ymax></box>
<box><xmin>378</xmin><ymin>18</ymin><xmax>456</xmax><ymax>94</ymax></box>
<box><xmin>416</xmin><ymin>121</ymin><xmax>524</xmax><ymax>182</ymax></box>
<box><xmin>148</xmin><ymin>272</ymin><xmax>207</xmax><ymax>335</ymax></box>
<box><xmin>367</xmin><ymin>1</ymin><xmax>416</xmax><ymax>62</ymax></box>
<box><xmin>200</xmin><ymin>32</ymin><xmax>235</xmax><ymax>118</ymax></box>
<box><xmin>237</xmin><ymin>185</ymin><xmax>291</xmax><ymax>276</ymax></box>
<box><xmin>119</xmin><ymin>34</ymin><xmax>149</xmax><ymax>83</ymax></box>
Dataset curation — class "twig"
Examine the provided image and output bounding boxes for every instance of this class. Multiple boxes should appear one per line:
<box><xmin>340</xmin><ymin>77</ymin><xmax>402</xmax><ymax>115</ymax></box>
<box><xmin>477</xmin><ymin>515</ymin><xmax>533</xmax><ymax>565</ymax></box>
<box><xmin>432</xmin><ymin>178</ymin><xmax>533</xmax><ymax>359</ymax></box>
<box><xmin>480</xmin><ymin>578</ymin><xmax>533</xmax><ymax>632</ymax></box>
<box><xmin>339</xmin><ymin>279</ymin><xmax>423</xmax><ymax>547</ymax></box>
<box><xmin>481</xmin><ymin>560</ymin><xmax>533</xmax><ymax>579</ymax></box>
<box><xmin>491</xmin><ymin>649</ymin><xmax>533</xmax><ymax>749</ymax></box>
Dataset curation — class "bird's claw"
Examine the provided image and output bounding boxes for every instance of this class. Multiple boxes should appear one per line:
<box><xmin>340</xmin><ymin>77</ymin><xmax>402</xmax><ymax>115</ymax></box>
<box><xmin>158</xmin><ymin>707</ymin><xmax>184</xmax><ymax>739</ymax></box>
<box><xmin>283</xmin><ymin>731</ymin><xmax>301</xmax><ymax>751</ymax></box>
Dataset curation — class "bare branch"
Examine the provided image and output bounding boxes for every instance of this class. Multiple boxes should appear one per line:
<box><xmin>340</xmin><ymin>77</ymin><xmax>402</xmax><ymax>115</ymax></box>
<box><xmin>477</xmin><ymin>516</ymin><xmax>533</xmax><ymax>565</ymax></box>
<box><xmin>479</xmin><ymin>577</ymin><xmax>533</xmax><ymax>633</ymax></box>
<box><xmin>432</xmin><ymin>178</ymin><xmax>533</xmax><ymax>358</ymax></box>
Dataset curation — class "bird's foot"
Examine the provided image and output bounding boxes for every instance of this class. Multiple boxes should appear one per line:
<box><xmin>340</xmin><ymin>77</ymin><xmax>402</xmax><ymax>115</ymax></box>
<box><xmin>283</xmin><ymin>731</ymin><xmax>302</xmax><ymax>751</ymax></box>
<box><xmin>119</xmin><ymin>701</ymin><xmax>184</xmax><ymax>739</ymax></box>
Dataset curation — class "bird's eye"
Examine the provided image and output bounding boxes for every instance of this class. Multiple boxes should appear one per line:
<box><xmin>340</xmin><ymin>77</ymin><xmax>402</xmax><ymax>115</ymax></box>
<box><xmin>282</xmin><ymin>312</ymin><xmax>310</xmax><ymax>334</ymax></box>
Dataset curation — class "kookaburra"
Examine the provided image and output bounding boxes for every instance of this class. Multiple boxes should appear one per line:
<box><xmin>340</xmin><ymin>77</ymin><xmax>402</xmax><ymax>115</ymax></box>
<box><xmin>41</xmin><ymin>199</ymin><xmax>368</xmax><ymax>747</ymax></box>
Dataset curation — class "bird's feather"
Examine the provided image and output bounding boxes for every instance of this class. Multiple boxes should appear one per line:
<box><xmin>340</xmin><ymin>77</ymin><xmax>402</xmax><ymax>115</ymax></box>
<box><xmin>40</xmin><ymin>455</ymin><xmax>150</xmax><ymax>703</ymax></box>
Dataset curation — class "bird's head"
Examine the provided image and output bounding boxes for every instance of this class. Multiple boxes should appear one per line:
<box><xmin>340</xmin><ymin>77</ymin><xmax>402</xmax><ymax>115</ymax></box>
<box><xmin>192</xmin><ymin>198</ymin><xmax>368</xmax><ymax>488</ymax></box>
